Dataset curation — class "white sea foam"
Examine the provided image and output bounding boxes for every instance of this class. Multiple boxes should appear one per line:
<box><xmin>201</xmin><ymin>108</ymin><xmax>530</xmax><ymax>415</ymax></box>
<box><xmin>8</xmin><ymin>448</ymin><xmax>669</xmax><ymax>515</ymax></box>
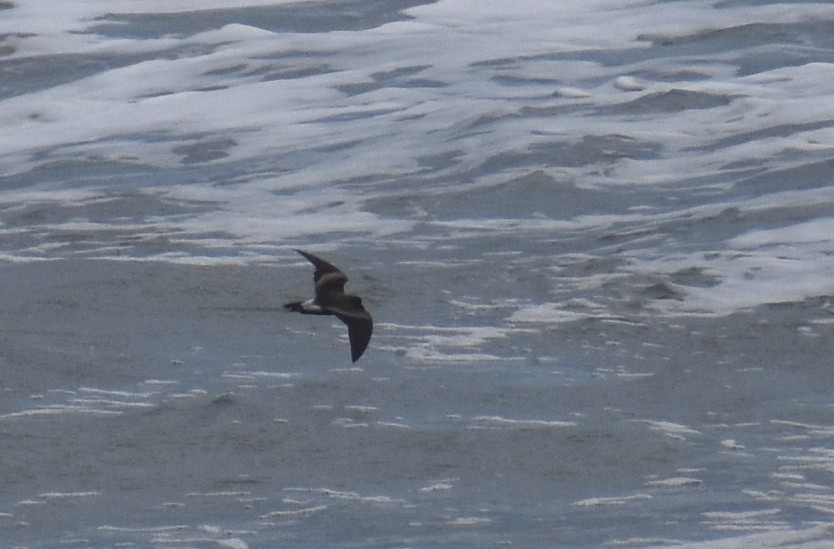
<box><xmin>260</xmin><ymin>505</ymin><xmax>328</xmax><ymax>518</ymax></box>
<box><xmin>419</xmin><ymin>482</ymin><xmax>454</xmax><ymax>493</ymax></box>
<box><xmin>507</xmin><ymin>301</ymin><xmax>608</xmax><ymax>324</ymax></box>
<box><xmin>283</xmin><ymin>487</ymin><xmax>404</xmax><ymax>505</ymax></box>
<box><xmin>471</xmin><ymin>415</ymin><xmax>576</xmax><ymax>429</ymax></box>
<box><xmin>379</xmin><ymin>322</ymin><xmax>532</xmax><ymax>363</ymax></box>
<box><xmin>447</xmin><ymin>516</ymin><xmax>492</xmax><ymax>526</ymax></box>
<box><xmin>573</xmin><ymin>494</ymin><xmax>652</xmax><ymax>507</ymax></box>
<box><xmin>638</xmin><ymin>420</ymin><xmax>701</xmax><ymax>440</ymax></box>
<box><xmin>645</xmin><ymin>477</ymin><xmax>703</xmax><ymax>488</ymax></box>
<box><xmin>40</xmin><ymin>491</ymin><xmax>102</xmax><ymax>500</ymax></box>
<box><xmin>0</xmin><ymin>0</ymin><xmax>831</xmax><ymax>317</ymax></box>
<box><xmin>0</xmin><ymin>406</ymin><xmax>124</xmax><ymax>419</ymax></box>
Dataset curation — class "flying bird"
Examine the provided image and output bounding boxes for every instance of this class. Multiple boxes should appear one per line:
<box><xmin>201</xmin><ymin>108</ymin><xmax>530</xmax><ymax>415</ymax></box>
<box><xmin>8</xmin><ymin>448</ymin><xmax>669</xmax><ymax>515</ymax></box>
<box><xmin>284</xmin><ymin>248</ymin><xmax>373</xmax><ymax>362</ymax></box>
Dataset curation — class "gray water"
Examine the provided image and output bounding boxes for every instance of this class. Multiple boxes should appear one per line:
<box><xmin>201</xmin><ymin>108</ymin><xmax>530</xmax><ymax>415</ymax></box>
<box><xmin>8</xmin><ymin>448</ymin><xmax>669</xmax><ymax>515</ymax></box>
<box><xmin>2</xmin><ymin>1</ymin><xmax>834</xmax><ymax>547</ymax></box>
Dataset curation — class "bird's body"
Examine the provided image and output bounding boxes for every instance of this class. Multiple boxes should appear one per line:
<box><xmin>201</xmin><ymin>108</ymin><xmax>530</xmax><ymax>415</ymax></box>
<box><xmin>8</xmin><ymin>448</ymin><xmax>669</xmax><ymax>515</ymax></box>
<box><xmin>284</xmin><ymin>249</ymin><xmax>373</xmax><ymax>362</ymax></box>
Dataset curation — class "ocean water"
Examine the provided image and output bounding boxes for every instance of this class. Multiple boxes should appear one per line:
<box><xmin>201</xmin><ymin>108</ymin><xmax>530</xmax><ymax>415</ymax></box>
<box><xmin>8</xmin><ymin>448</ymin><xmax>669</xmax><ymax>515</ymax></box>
<box><xmin>2</xmin><ymin>0</ymin><xmax>834</xmax><ymax>547</ymax></box>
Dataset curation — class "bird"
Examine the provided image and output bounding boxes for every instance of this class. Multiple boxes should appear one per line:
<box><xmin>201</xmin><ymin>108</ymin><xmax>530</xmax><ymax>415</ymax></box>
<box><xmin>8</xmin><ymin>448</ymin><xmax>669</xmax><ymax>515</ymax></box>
<box><xmin>284</xmin><ymin>248</ymin><xmax>373</xmax><ymax>362</ymax></box>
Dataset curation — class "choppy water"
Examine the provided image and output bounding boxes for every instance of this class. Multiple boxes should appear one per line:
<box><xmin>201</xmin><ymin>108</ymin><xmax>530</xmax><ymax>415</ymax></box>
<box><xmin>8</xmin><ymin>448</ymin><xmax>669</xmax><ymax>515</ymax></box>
<box><xmin>2</xmin><ymin>0</ymin><xmax>834</xmax><ymax>547</ymax></box>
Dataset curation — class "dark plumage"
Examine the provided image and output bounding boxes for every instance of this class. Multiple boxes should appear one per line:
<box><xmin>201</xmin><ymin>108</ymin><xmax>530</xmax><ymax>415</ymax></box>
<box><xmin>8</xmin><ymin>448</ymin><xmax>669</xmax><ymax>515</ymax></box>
<box><xmin>284</xmin><ymin>248</ymin><xmax>373</xmax><ymax>362</ymax></box>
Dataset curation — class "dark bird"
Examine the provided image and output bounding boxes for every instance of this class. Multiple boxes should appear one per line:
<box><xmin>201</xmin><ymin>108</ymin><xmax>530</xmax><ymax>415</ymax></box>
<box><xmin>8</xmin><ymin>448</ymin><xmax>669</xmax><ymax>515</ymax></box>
<box><xmin>284</xmin><ymin>248</ymin><xmax>373</xmax><ymax>362</ymax></box>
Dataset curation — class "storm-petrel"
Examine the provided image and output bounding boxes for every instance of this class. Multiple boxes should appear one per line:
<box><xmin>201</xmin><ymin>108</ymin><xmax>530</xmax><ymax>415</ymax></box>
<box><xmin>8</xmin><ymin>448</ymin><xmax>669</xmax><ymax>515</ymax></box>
<box><xmin>284</xmin><ymin>249</ymin><xmax>373</xmax><ymax>362</ymax></box>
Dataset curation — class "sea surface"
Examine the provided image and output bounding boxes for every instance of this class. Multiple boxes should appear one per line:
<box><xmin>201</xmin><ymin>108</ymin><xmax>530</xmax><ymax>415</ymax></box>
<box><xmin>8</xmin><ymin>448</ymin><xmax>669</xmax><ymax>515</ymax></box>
<box><xmin>2</xmin><ymin>0</ymin><xmax>834</xmax><ymax>547</ymax></box>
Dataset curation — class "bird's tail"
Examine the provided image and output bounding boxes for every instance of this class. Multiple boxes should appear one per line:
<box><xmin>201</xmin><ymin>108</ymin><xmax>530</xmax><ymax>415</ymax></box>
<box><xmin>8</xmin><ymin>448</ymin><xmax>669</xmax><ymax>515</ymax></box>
<box><xmin>284</xmin><ymin>301</ymin><xmax>305</xmax><ymax>312</ymax></box>
<box><xmin>284</xmin><ymin>300</ymin><xmax>328</xmax><ymax>315</ymax></box>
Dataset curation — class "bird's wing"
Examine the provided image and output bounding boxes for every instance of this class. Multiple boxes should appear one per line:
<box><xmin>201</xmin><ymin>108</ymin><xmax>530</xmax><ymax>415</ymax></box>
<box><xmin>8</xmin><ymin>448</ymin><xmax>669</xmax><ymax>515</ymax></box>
<box><xmin>332</xmin><ymin>309</ymin><xmax>373</xmax><ymax>362</ymax></box>
<box><xmin>293</xmin><ymin>248</ymin><xmax>343</xmax><ymax>284</ymax></box>
<box><xmin>315</xmin><ymin>271</ymin><xmax>348</xmax><ymax>298</ymax></box>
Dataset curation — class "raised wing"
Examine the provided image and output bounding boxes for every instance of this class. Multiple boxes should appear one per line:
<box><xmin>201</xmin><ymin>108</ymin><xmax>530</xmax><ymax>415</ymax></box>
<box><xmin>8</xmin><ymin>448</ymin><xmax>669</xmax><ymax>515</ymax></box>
<box><xmin>293</xmin><ymin>248</ymin><xmax>343</xmax><ymax>284</ymax></box>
